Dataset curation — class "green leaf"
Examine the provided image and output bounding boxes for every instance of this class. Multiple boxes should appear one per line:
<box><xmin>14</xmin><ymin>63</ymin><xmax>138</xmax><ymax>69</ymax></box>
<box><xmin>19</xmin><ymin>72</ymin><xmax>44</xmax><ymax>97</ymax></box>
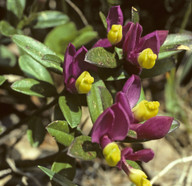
<box><xmin>68</xmin><ymin>136</ymin><xmax>98</xmax><ymax>160</ymax></box>
<box><xmin>46</xmin><ymin>120</ymin><xmax>74</xmax><ymax>146</ymax></box>
<box><xmin>7</xmin><ymin>0</ymin><xmax>26</xmax><ymax>20</ymax></box>
<box><xmin>11</xmin><ymin>78</ymin><xmax>57</xmax><ymax>97</ymax></box>
<box><xmin>99</xmin><ymin>11</ymin><xmax>107</xmax><ymax>29</ymax></box>
<box><xmin>12</xmin><ymin>34</ymin><xmax>62</xmax><ymax>74</ymax></box>
<box><xmin>127</xmin><ymin>130</ymin><xmax>137</xmax><ymax>139</ymax></box>
<box><xmin>44</xmin><ymin>22</ymin><xmax>78</xmax><ymax>55</ymax></box>
<box><xmin>27</xmin><ymin>116</ymin><xmax>46</xmax><ymax>147</ymax></box>
<box><xmin>159</xmin><ymin>33</ymin><xmax>192</xmax><ymax>60</ymax></box>
<box><xmin>168</xmin><ymin>119</ymin><xmax>180</xmax><ymax>133</ymax></box>
<box><xmin>19</xmin><ymin>55</ymin><xmax>54</xmax><ymax>85</ymax></box>
<box><xmin>99</xmin><ymin>87</ymin><xmax>113</xmax><ymax>110</ymax></box>
<box><xmin>42</xmin><ymin>54</ymin><xmax>63</xmax><ymax>65</ymax></box>
<box><xmin>126</xmin><ymin>160</ymin><xmax>141</xmax><ymax>170</ymax></box>
<box><xmin>51</xmin><ymin>152</ymin><xmax>76</xmax><ymax>180</ymax></box>
<box><xmin>0</xmin><ymin>45</ymin><xmax>16</xmax><ymax>67</ymax></box>
<box><xmin>0</xmin><ymin>21</ymin><xmax>18</xmax><ymax>37</ymax></box>
<box><xmin>38</xmin><ymin>166</ymin><xmax>77</xmax><ymax>186</ymax></box>
<box><xmin>140</xmin><ymin>58</ymin><xmax>176</xmax><ymax>78</ymax></box>
<box><xmin>58</xmin><ymin>94</ymin><xmax>82</xmax><ymax>128</ymax></box>
<box><xmin>85</xmin><ymin>47</ymin><xmax>119</xmax><ymax>68</ymax></box>
<box><xmin>87</xmin><ymin>77</ymin><xmax>106</xmax><ymax>123</ymax></box>
<box><xmin>131</xmin><ymin>7</ymin><xmax>139</xmax><ymax>23</ymax></box>
<box><xmin>33</xmin><ymin>11</ymin><xmax>69</xmax><ymax>29</ymax></box>
<box><xmin>72</xmin><ymin>26</ymin><xmax>98</xmax><ymax>48</ymax></box>
<box><xmin>0</xmin><ymin>76</ymin><xmax>6</xmax><ymax>86</ymax></box>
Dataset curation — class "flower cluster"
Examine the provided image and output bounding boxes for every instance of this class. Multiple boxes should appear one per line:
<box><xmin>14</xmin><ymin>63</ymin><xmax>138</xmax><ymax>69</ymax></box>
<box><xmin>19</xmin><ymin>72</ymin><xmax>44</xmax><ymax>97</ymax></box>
<box><xmin>62</xmin><ymin>5</ymin><xmax>177</xmax><ymax>186</ymax></box>
<box><xmin>91</xmin><ymin>75</ymin><xmax>173</xmax><ymax>185</ymax></box>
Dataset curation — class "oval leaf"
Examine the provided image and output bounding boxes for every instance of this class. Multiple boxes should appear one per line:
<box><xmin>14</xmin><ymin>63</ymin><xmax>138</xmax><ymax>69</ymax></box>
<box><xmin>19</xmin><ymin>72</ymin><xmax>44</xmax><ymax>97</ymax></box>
<box><xmin>0</xmin><ymin>21</ymin><xmax>18</xmax><ymax>37</ymax></box>
<box><xmin>58</xmin><ymin>94</ymin><xmax>82</xmax><ymax>128</ymax></box>
<box><xmin>33</xmin><ymin>11</ymin><xmax>69</xmax><ymax>29</ymax></box>
<box><xmin>0</xmin><ymin>76</ymin><xmax>6</xmax><ymax>86</ymax></box>
<box><xmin>131</xmin><ymin>7</ymin><xmax>139</xmax><ymax>23</ymax></box>
<box><xmin>46</xmin><ymin>120</ymin><xmax>74</xmax><ymax>146</ymax></box>
<box><xmin>12</xmin><ymin>34</ymin><xmax>63</xmax><ymax>74</ymax></box>
<box><xmin>68</xmin><ymin>136</ymin><xmax>98</xmax><ymax>160</ymax></box>
<box><xmin>85</xmin><ymin>47</ymin><xmax>119</xmax><ymax>68</ymax></box>
<box><xmin>11</xmin><ymin>78</ymin><xmax>57</xmax><ymax>97</ymax></box>
<box><xmin>42</xmin><ymin>54</ymin><xmax>63</xmax><ymax>65</ymax></box>
<box><xmin>19</xmin><ymin>55</ymin><xmax>54</xmax><ymax>84</ymax></box>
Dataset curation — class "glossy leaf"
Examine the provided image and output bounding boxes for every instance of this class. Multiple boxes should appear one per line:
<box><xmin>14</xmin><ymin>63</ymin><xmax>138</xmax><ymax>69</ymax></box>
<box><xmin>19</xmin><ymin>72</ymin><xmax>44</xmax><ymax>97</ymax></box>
<box><xmin>0</xmin><ymin>21</ymin><xmax>18</xmax><ymax>37</ymax></box>
<box><xmin>33</xmin><ymin>11</ymin><xmax>69</xmax><ymax>29</ymax></box>
<box><xmin>27</xmin><ymin>116</ymin><xmax>46</xmax><ymax>147</ymax></box>
<box><xmin>12</xmin><ymin>34</ymin><xmax>62</xmax><ymax>74</ymax></box>
<box><xmin>0</xmin><ymin>45</ymin><xmax>16</xmax><ymax>67</ymax></box>
<box><xmin>87</xmin><ymin>77</ymin><xmax>106</xmax><ymax>123</ymax></box>
<box><xmin>141</xmin><ymin>58</ymin><xmax>176</xmax><ymax>78</ymax></box>
<box><xmin>126</xmin><ymin>160</ymin><xmax>142</xmax><ymax>170</ymax></box>
<box><xmin>168</xmin><ymin>119</ymin><xmax>180</xmax><ymax>133</ymax></box>
<box><xmin>131</xmin><ymin>7</ymin><xmax>139</xmax><ymax>23</ymax></box>
<box><xmin>19</xmin><ymin>55</ymin><xmax>54</xmax><ymax>85</ymax></box>
<box><xmin>159</xmin><ymin>33</ymin><xmax>192</xmax><ymax>60</ymax></box>
<box><xmin>68</xmin><ymin>136</ymin><xmax>98</xmax><ymax>160</ymax></box>
<box><xmin>42</xmin><ymin>54</ymin><xmax>63</xmax><ymax>65</ymax></box>
<box><xmin>38</xmin><ymin>166</ymin><xmax>77</xmax><ymax>186</ymax></box>
<box><xmin>46</xmin><ymin>120</ymin><xmax>74</xmax><ymax>146</ymax></box>
<box><xmin>0</xmin><ymin>76</ymin><xmax>6</xmax><ymax>86</ymax></box>
<box><xmin>11</xmin><ymin>78</ymin><xmax>57</xmax><ymax>97</ymax></box>
<box><xmin>51</xmin><ymin>152</ymin><xmax>76</xmax><ymax>180</ymax></box>
<box><xmin>58</xmin><ymin>94</ymin><xmax>82</xmax><ymax>128</ymax></box>
<box><xmin>99</xmin><ymin>87</ymin><xmax>113</xmax><ymax>110</ymax></box>
<box><xmin>85</xmin><ymin>47</ymin><xmax>119</xmax><ymax>68</ymax></box>
<box><xmin>6</xmin><ymin>0</ymin><xmax>26</xmax><ymax>20</ymax></box>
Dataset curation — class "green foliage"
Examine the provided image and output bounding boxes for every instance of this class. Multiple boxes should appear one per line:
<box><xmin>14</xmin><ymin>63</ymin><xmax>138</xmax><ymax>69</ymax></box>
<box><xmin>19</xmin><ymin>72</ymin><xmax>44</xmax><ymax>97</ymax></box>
<box><xmin>131</xmin><ymin>7</ymin><xmax>139</xmax><ymax>23</ymax></box>
<box><xmin>68</xmin><ymin>136</ymin><xmax>98</xmax><ymax>160</ymax></box>
<box><xmin>0</xmin><ymin>76</ymin><xmax>6</xmax><ymax>86</ymax></box>
<box><xmin>12</xmin><ymin>34</ymin><xmax>63</xmax><ymax>74</ymax></box>
<box><xmin>11</xmin><ymin>78</ymin><xmax>57</xmax><ymax>97</ymax></box>
<box><xmin>0</xmin><ymin>21</ymin><xmax>19</xmax><ymax>37</ymax></box>
<box><xmin>58</xmin><ymin>94</ymin><xmax>82</xmax><ymax>128</ymax></box>
<box><xmin>46</xmin><ymin>120</ymin><xmax>74</xmax><ymax>146</ymax></box>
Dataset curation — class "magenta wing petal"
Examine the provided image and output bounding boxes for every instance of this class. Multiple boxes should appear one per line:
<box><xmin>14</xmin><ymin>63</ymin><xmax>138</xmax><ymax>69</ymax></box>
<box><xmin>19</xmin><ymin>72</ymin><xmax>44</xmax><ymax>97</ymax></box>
<box><xmin>122</xmin><ymin>75</ymin><xmax>141</xmax><ymax>108</ymax></box>
<box><xmin>106</xmin><ymin>5</ymin><xmax>123</xmax><ymax>32</ymax></box>
<box><xmin>115</xmin><ymin>92</ymin><xmax>134</xmax><ymax>123</ymax></box>
<box><xmin>122</xmin><ymin>147</ymin><xmax>154</xmax><ymax>163</ymax></box>
<box><xmin>92</xmin><ymin>39</ymin><xmax>112</xmax><ymax>48</ymax></box>
<box><xmin>135</xmin><ymin>116</ymin><xmax>173</xmax><ymax>140</ymax></box>
<box><xmin>109</xmin><ymin>102</ymin><xmax>130</xmax><ymax>141</ymax></box>
<box><xmin>91</xmin><ymin>108</ymin><xmax>114</xmax><ymax>144</ymax></box>
<box><xmin>156</xmin><ymin>30</ymin><xmax>169</xmax><ymax>45</ymax></box>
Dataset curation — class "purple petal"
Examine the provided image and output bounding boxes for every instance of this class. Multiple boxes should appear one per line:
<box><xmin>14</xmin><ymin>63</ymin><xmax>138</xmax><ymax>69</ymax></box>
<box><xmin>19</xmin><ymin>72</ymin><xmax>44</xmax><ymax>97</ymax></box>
<box><xmin>134</xmin><ymin>116</ymin><xmax>174</xmax><ymax>140</ymax></box>
<box><xmin>123</xmin><ymin>23</ymin><xmax>143</xmax><ymax>58</ymax></box>
<box><xmin>109</xmin><ymin>102</ymin><xmax>130</xmax><ymax>141</ymax></box>
<box><xmin>91</xmin><ymin>108</ymin><xmax>114</xmax><ymax>144</ymax></box>
<box><xmin>115</xmin><ymin>92</ymin><xmax>134</xmax><ymax>123</ymax></box>
<box><xmin>63</xmin><ymin>43</ymin><xmax>76</xmax><ymax>84</ymax></box>
<box><xmin>138</xmin><ymin>31</ymin><xmax>161</xmax><ymax>55</ymax></box>
<box><xmin>122</xmin><ymin>75</ymin><xmax>141</xmax><ymax>108</ymax></box>
<box><xmin>107</xmin><ymin>6</ymin><xmax>123</xmax><ymax>32</ymax></box>
<box><xmin>122</xmin><ymin>147</ymin><xmax>154</xmax><ymax>162</ymax></box>
<box><xmin>92</xmin><ymin>39</ymin><xmax>112</xmax><ymax>48</ymax></box>
<box><xmin>156</xmin><ymin>30</ymin><xmax>169</xmax><ymax>45</ymax></box>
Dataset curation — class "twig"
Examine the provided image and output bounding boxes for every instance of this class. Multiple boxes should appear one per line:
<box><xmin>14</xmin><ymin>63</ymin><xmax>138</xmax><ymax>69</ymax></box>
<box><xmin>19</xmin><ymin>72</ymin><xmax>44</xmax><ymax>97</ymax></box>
<box><xmin>64</xmin><ymin>0</ymin><xmax>88</xmax><ymax>26</ymax></box>
<box><xmin>150</xmin><ymin>156</ymin><xmax>192</xmax><ymax>184</ymax></box>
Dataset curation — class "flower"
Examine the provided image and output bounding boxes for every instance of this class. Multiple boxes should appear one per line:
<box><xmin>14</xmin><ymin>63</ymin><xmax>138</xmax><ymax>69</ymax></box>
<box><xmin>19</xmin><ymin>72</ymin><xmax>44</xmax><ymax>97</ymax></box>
<box><xmin>116</xmin><ymin>74</ymin><xmax>173</xmax><ymax>141</ymax></box>
<box><xmin>122</xmin><ymin>22</ymin><xmax>168</xmax><ymax>74</ymax></box>
<box><xmin>63</xmin><ymin>43</ymin><xmax>96</xmax><ymax>94</ymax></box>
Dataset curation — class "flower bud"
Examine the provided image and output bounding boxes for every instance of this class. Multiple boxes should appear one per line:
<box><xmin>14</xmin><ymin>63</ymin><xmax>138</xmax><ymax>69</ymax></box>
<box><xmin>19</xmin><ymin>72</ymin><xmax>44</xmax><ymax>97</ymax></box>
<box><xmin>138</xmin><ymin>48</ymin><xmax>157</xmax><ymax>69</ymax></box>
<box><xmin>107</xmin><ymin>24</ymin><xmax>123</xmax><ymax>45</ymax></box>
<box><xmin>132</xmin><ymin>100</ymin><xmax>160</xmax><ymax>122</ymax></box>
<box><xmin>128</xmin><ymin>168</ymin><xmax>152</xmax><ymax>186</ymax></box>
<box><xmin>75</xmin><ymin>71</ymin><xmax>94</xmax><ymax>94</ymax></box>
<box><xmin>102</xmin><ymin>142</ymin><xmax>121</xmax><ymax>167</ymax></box>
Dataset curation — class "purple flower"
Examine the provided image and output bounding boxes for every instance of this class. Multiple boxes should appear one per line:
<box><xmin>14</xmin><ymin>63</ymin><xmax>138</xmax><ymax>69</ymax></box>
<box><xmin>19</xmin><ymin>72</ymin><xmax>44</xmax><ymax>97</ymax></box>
<box><xmin>122</xmin><ymin>23</ymin><xmax>168</xmax><ymax>74</ymax></box>
<box><xmin>116</xmin><ymin>74</ymin><xmax>173</xmax><ymax>141</ymax></box>
<box><xmin>63</xmin><ymin>43</ymin><xmax>96</xmax><ymax>94</ymax></box>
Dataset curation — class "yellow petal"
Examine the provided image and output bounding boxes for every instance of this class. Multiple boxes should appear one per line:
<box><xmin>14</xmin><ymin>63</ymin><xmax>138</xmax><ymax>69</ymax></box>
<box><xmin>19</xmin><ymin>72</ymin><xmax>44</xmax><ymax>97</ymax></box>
<box><xmin>107</xmin><ymin>24</ymin><xmax>123</xmax><ymax>45</ymax></box>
